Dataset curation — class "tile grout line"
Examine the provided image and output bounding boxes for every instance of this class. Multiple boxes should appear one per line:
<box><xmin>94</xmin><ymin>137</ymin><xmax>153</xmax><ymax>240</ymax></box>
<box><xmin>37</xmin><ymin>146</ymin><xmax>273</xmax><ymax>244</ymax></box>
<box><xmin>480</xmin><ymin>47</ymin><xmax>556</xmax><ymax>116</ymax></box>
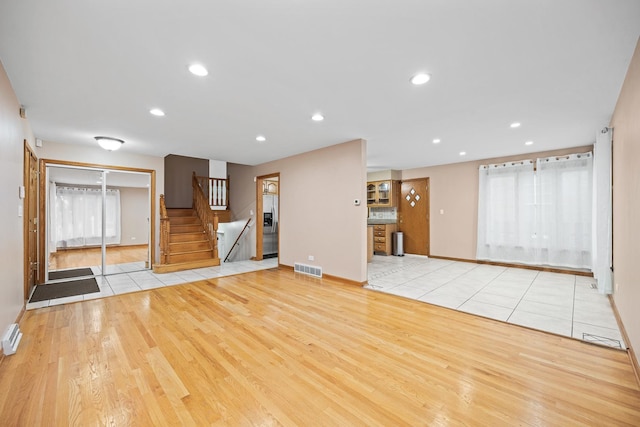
<box><xmin>505</xmin><ymin>269</ymin><xmax>540</xmax><ymax>323</ymax></box>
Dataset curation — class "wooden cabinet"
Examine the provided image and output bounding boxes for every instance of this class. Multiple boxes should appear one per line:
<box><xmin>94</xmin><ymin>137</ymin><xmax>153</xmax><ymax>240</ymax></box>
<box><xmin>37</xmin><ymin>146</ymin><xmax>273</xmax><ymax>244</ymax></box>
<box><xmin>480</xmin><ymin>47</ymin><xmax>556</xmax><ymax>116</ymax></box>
<box><xmin>367</xmin><ymin>180</ymin><xmax>398</xmax><ymax>207</ymax></box>
<box><xmin>263</xmin><ymin>180</ymin><xmax>278</xmax><ymax>195</ymax></box>
<box><xmin>367</xmin><ymin>226</ymin><xmax>374</xmax><ymax>262</ymax></box>
<box><xmin>372</xmin><ymin>224</ymin><xmax>397</xmax><ymax>255</ymax></box>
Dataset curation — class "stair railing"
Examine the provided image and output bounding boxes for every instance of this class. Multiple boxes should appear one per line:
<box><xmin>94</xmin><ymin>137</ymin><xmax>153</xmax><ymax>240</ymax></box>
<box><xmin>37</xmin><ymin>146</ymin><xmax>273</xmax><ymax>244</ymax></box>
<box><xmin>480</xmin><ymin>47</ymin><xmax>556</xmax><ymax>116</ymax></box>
<box><xmin>192</xmin><ymin>172</ymin><xmax>219</xmax><ymax>259</ymax></box>
<box><xmin>195</xmin><ymin>175</ymin><xmax>229</xmax><ymax>209</ymax></box>
<box><xmin>224</xmin><ymin>218</ymin><xmax>252</xmax><ymax>262</ymax></box>
<box><xmin>159</xmin><ymin>194</ymin><xmax>170</xmax><ymax>264</ymax></box>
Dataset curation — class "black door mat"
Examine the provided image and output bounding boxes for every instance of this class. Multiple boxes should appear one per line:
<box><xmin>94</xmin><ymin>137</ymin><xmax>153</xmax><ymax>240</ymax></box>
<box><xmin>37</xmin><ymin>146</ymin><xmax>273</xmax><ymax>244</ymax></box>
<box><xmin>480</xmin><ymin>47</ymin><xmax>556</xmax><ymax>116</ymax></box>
<box><xmin>49</xmin><ymin>267</ymin><xmax>94</xmax><ymax>280</ymax></box>
<box><xmin>30</xmin><ymin>278</ymin><xmax>100</xmax><ymax>302</ymax></box>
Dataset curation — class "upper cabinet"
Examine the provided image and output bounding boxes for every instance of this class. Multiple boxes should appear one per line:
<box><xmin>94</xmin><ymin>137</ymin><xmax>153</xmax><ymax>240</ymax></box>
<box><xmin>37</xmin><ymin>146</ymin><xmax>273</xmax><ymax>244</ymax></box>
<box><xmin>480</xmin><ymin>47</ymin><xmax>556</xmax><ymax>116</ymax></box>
<box><xmin>263</xmin><ymin>180</ymin><xmax>278</xmax><ymax>195</ymax></box>
<box><xmin>367</xmin><ymin>180</ymin><xmax>398</xmax><ymax>207</ymax></box>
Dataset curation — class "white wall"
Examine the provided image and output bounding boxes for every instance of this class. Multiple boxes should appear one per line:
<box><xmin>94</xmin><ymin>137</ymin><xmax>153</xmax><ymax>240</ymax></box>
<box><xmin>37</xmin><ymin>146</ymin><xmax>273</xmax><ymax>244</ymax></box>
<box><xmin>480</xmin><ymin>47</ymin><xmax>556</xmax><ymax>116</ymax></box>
<box><xmin>611</xmin><ymin>38</ymin><xmax>640</xmax><ymax>367</ymax></box>
<box><xmin>119</xmin><ymin>187</ymin><xmax>150</xmax><ymax>245</ymax></box>
<box><xmin>0</xmin><ymin>60</ymin><xmax>33</xmax><ymax>333</ymax></box>
<box><xmin>228</xmin><ymin>139</ymin><xmax>368</xmax><ymax>283</ymax></box>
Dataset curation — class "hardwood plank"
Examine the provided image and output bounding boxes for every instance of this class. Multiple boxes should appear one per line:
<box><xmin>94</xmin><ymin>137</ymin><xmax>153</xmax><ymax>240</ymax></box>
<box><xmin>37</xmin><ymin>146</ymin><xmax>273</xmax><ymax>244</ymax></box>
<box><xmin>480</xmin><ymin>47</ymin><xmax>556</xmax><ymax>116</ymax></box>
<box><xmin>1</xmin><ymin>269</ymin><xmax>639</xmax><ymax>425</ymax></box>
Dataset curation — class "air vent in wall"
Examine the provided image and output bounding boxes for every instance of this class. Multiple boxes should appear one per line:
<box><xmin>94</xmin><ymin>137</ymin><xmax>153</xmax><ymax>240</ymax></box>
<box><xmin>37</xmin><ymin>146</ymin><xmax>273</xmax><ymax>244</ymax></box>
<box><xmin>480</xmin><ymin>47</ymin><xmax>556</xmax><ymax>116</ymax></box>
<box><xmin>294</xmin><ymin>263</ymin><xmax>323</xmax><ymax>278</ymax></box>
<box><xmin>2</xmin><ymin>323</ymin><xmax>22</xmax><ymax>356</ymax></box>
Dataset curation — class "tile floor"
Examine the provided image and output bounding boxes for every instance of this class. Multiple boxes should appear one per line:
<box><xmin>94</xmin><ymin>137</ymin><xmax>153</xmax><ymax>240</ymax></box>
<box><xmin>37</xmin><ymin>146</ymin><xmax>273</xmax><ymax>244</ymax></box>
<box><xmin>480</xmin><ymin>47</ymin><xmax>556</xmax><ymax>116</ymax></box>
<box><xmin>365</xmin><ymin>255</ymin><xmax>626</xmax><ymax>349</ymax></box>
<box><xmin>27</xmin><ymin>258</ymin><xmax>279</xmax><ymax>310</ymax></box>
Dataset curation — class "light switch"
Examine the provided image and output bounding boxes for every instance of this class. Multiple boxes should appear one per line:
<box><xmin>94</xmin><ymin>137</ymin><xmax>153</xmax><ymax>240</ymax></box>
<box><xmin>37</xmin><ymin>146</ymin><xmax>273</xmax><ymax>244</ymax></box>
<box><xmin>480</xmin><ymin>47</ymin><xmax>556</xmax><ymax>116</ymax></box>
<box><xmin>440</xmin><ymin>209</ymin><xmax>444</xmax><ymax>215</ymax></box>
<box><xmin>18</xmin><ymin>205</ymin><xmax>23</xmax><ymax>217</ymax></box>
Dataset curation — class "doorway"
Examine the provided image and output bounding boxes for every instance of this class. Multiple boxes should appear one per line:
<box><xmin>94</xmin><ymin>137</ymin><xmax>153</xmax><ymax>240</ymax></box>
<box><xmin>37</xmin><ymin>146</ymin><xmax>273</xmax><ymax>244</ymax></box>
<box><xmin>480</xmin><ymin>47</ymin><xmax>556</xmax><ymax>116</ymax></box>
<box><xmin>39</xmin><ymin>160</ymin><xmax>154</xmax><ymax>284</ymax></box>
<box><xmin>399</xmin><ymin>178</ymin><xmax>430</xmax><ymax>255</ymax></box>
<box><xmin>255</xmin><ymin>174</ymin><xmax>280</xmax><ymax>261</ymax></box>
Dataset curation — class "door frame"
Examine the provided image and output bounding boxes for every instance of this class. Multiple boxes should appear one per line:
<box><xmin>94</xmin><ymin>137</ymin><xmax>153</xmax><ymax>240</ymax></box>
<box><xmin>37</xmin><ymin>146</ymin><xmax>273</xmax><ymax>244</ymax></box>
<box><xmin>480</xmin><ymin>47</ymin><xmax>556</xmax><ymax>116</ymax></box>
<box><xmin>38</xmin><ymin>159</ymin><xmax>156</xmax><ymax>283</ymax></box>
<box><xmin>23</xmin><ymin>140</ymin><xmax>38</xmax><ymax>299</ymax></box>
<box><xmin>399</xmin><ymin>177</ymin><xmax>430</xmax><ymax>256</ymax></box>
<box><xmin>255</xmin><ymin>173</ymin><xmax>280</xmax><ymax>261</ymax></box>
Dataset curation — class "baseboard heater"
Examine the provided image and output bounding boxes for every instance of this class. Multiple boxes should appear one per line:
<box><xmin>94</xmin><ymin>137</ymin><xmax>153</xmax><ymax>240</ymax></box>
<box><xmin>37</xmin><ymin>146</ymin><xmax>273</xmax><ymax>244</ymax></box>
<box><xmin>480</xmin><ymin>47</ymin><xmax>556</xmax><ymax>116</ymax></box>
<box><xmin>2</xmin><ymin>323</ymin><xmax>22</xmax><ymax>356</ymax></box>
<box><xmin>294</xmin><ymin>263</ymin><xmax>323</xmax><ymax>278</ymax></box>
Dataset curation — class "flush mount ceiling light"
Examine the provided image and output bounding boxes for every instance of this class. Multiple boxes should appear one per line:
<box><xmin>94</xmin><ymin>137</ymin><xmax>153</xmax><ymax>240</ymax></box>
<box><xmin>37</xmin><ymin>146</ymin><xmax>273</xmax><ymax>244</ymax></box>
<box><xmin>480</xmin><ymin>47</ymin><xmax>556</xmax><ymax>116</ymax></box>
<box><xmin>510</xmin><ymin>122</ymin><xmax>521</xmax><ymax>128</ymax></box>
<box><xmin>459</xmin><ymin>151</ymin><xmax>467</xmax><ymax>156</ymax></box>
<box><xmin>95</xmin><ymin>136</ymin><xmax>124</xmax><ymax>151</ymax></box>
<box><xmin>256</xmin><ymin>135</ymin><xmax>266</xmax><ymax>142</ymax></box>
<box><xmin>188</xmin><ymin>64</ymin><xmax>208</xmax><ymax>77</ymax></box>
<box><xmin>150</xmin><ymin>108</ymin><xmax>165</xmax><ymax>116</ymax></box>
<box><xmin>525</xmin><ymin>140</ymin><xmax>534</xmax><ymax>145</ymax></box>
<box><xmin>411</xmin><ymin>73</ymin><xmax>431</xmax><ymax>85</ymax></box>
<box><xmin>311</xmin><ymin>113</ymin><xmax>324</xmax><ymax>121</ymax></box>
<box><xmin>432</xmin><ymin>138</ymin><xmax>441</xmax><ymax>144</ymax></box>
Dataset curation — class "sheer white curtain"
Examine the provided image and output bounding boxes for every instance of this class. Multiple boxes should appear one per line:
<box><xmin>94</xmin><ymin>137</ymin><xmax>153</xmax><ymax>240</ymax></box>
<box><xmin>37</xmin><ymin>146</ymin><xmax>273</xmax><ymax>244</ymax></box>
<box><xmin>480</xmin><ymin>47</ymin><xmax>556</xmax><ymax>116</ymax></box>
<box><xmin>536</xmin><ymin>153</ymin><xmax>593</xmax><ymax>269</ymax></box>
<box><xmin>593</xmin><ymin>129</ymin><xmax>613</xmax><ymax>294</ymax></box>
<box><xmin>477</xmin><ymin>153</ymin><xmax>593</xmax><ymax>269</ymax></box>
<box><xmin>53</xmin><ymin>186</ymin><xmax>121</xmax><ymax>248</ymax></box>
<box><xmin>476</xmin><ymin>161</ymin><xmax>536</xmax><ymax>263</ymax></box>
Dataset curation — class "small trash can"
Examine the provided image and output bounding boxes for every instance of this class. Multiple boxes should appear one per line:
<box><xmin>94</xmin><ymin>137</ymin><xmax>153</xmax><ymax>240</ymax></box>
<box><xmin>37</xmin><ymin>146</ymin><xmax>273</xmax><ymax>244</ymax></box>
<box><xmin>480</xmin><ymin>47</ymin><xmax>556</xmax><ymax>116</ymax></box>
<box><xmin>392</xmin><ymin>231</ymin><xmax>404</xmax><ymax>256</ymax></box>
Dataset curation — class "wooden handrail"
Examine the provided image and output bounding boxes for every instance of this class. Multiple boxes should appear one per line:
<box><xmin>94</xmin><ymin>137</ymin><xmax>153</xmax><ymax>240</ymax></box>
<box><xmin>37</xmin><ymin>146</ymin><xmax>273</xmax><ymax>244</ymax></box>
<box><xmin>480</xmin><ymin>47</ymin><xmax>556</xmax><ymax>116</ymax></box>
<box><xmin>195</xmin><ymin>175</ymin><xmax>229</xmax><ymax>209</ymax></box>
<box><xmin>224</xmin><ymin>218</ymin><xmax>252</xmax><ymax>263</ymax></box>
<box><xmin>192</xmin><ymin>172</ymin><xmax>219</xmax><ymax>258</ymax></box>
<box><xmin>159</xmin><ymin>194</ymin><xmax>170</xmax><ymax>264</ymax></box>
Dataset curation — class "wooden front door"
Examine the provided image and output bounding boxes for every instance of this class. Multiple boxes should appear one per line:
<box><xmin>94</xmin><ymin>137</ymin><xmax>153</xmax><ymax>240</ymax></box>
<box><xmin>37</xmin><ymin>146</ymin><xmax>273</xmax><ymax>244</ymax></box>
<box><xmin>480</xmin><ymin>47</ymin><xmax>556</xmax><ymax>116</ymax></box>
<box><xmin>24</xmin><ymin>142</ymin><xmax>39</xmax><ymax>298</ymax></box>
<box><xmin>399</xmin><ymin>178</ymin><xmax>430</xmax><ymax>255</ymax></box>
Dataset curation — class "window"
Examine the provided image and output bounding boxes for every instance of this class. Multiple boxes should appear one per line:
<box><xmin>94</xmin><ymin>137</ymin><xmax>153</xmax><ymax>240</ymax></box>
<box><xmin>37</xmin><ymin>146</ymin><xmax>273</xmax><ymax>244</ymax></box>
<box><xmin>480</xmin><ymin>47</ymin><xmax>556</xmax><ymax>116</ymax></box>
<box><xmin>477</xmin><ymin>153</ymin><xmax>593</xmax><ymax>269</ymax></box>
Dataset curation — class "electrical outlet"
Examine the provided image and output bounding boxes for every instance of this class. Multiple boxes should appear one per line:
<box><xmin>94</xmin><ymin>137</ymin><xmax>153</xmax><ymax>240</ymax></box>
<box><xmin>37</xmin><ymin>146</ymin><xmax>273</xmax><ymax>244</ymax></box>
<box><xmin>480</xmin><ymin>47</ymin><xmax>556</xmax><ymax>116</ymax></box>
<box><xmin>308</xmin><ymin>255</ymin><xmax>314</xmax><ymax>261</ymax></box>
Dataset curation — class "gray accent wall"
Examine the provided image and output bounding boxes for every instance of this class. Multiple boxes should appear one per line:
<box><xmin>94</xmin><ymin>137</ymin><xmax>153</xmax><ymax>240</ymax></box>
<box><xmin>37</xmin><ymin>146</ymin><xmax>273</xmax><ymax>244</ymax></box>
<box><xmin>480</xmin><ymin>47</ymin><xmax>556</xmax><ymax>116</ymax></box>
<box><xmin>164</xmin><ymin>154</ymin><xmax>209</xmax><ymax>208</ymax></box>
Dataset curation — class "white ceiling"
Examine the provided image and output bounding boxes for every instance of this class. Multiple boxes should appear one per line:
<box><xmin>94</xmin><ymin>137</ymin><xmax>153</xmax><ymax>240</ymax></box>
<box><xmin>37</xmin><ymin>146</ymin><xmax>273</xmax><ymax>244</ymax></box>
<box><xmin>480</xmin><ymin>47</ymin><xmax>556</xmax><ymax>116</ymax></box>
<box><xmin>1</xmin><ymin>1</ymin><xmax>639</xmax><ymax>170</ymax></box>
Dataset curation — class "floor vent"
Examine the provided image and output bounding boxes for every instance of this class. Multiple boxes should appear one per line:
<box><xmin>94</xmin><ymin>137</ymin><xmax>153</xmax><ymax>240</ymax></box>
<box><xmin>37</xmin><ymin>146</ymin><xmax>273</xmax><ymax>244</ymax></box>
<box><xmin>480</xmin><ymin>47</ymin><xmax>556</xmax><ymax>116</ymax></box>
<box><xmin>294</xmin><ymin>263</ymin><xmax>323</xmax><ymax>278</ymax></box>
<box><xmin>2</xmin><ymin>323</ymin><xmax>22</xmax><ymax>356</ymax></box>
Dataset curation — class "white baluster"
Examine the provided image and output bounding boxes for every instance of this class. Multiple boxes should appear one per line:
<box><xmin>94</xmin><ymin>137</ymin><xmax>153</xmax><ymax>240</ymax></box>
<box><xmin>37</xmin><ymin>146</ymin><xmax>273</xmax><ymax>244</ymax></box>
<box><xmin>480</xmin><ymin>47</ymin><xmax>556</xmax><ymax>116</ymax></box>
<box><xmin>222</xmin><ymin>181</ymin><xmax>226</xmax><ymax>207</ymax></box>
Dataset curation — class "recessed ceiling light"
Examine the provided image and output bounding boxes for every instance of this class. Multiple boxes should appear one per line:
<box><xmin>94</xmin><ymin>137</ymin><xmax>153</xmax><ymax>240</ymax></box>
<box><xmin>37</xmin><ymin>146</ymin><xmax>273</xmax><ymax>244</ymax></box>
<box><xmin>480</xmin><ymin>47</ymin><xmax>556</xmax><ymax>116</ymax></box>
<box><xmin>150</xmin><ymin>108</ymin><xmax>165</xmax><ymax>117</ymax></box>
<box><xmin>510</xmin><ymin>122</ymin><xmax>521</xmax><ymax>128</ymax></box>
<box><xmin>525</xmin><ymin>140</ymin><xmax>534</xmax><ymax>146</ymax></box>
<box><xmin>311</xmin><ymin>113</ymin><xmax>324</xmax><ymax>121</ymax></box>
<box><xmin>188</xmin><ymin>64</ymin><xmax>208</xmax><ymax>77</ymax></box>
<box><xmin>256</xmin><ymin>135</ymin><xmax>266</xmax><ymax>142</ymax></box>
<box><xmin>432</xmin><ymin>138</ymin><xmax>441</xmax><ymax>144</ymax></box>
<box><xmin>459</xmin><ymin>151</ymin><xmax>466</xmax><ymax>156</ymax></box>
<box><xmin>411</xmin><ymin>73</ymin><xmax>431</xmax><ymax>85</ymax></box>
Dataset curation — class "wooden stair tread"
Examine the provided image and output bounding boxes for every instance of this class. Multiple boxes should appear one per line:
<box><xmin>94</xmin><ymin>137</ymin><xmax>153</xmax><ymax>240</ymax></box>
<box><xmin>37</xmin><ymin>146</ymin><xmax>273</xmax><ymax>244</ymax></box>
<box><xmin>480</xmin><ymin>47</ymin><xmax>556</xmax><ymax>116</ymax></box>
<box><xmin>153</xmin><ymin>257</ymin><xmax>220</xmax><ymax>273</ymax></box>
<box><xmin>170</xmin><ymin>248</ymin><xmax>213</xmax><ymax>255</ymax></box>
<box><xmin>160</xmin><ymin>206</ymin><xmax>220</xmax><ymax>273</ymax></box>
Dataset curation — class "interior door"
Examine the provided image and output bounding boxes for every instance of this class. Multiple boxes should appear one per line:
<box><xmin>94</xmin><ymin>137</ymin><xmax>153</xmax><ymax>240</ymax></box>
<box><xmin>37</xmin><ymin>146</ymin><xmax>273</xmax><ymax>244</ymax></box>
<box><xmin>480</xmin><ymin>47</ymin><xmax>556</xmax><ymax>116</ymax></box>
<box><xmin>24</xmin><ymin>142</ymin><xmax>39</xmax><ymax>298</ymax></box>
<box><xmin>399</xmin><ymin>178</ymin><xmax>430</xmax><ymax>255</ymax></box>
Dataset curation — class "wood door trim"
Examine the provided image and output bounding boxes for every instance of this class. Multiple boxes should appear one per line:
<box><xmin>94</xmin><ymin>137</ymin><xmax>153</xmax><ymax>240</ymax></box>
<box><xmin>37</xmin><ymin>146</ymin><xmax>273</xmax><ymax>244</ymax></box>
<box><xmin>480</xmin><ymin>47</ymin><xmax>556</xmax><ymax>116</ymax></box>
<box><xmin>255</xmin><ymin>173</ymin><xmax>280</xmax><ymax>261</ymax></box>
<box><xmin>38</xmin><ymin>159</ymin><xmax>156</xmax><ymax>283</ymax></box>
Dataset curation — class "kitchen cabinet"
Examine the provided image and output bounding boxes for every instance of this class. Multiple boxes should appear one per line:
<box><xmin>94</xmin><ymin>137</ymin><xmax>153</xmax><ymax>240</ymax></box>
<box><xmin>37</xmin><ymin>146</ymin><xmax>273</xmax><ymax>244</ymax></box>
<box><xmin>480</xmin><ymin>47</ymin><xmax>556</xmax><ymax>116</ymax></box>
<box><xmin>367</xmin><ymin>180</ymin><xmax>398</xmax><ymax>207</ymax></box>
<box><xmin>367</xmin><ymin>226</ymin><xmax>374</xmax><ymax>262</ymax></box>
<box><xmin>372</xmin><ymin>223</ymin><xmax>397</xmax><ymax>255</ymax></box>
<box><xmin>263</xmin><ymin>180</ymin><xmax>278</xmax><ymax>195</ymax></box>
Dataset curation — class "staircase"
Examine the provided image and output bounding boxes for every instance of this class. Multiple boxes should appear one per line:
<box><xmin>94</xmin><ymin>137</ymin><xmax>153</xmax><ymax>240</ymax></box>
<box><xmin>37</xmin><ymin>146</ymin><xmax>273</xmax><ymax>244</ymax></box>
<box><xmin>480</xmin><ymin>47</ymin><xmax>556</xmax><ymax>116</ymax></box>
<box><xmin>153</xmin><ymin>207</ymin><xmax>221</xmax><ymax>273</ymax></box>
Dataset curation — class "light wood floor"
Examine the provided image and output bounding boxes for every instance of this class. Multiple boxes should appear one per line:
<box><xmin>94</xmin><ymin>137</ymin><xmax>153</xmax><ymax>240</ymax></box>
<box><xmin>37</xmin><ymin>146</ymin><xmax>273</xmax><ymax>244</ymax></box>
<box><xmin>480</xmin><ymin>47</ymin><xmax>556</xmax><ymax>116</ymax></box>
<box><xmin>49</xmin><ymin>245</ymin><xmax>148</xmax><ymax>270</ymax></box>
<box><xmin>2</xmin><ymin>269</ymin><xmax>639</xmax><ymax>425</ymax></box>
